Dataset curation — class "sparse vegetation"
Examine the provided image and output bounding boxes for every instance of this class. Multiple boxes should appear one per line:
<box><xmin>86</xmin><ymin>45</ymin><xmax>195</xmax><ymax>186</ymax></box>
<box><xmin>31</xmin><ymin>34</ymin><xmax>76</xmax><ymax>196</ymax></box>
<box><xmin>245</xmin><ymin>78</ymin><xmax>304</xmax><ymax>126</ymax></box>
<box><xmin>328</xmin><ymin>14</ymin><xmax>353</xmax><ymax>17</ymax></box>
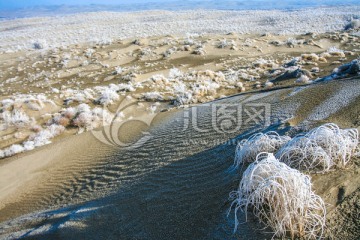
<box><xmin>230</xmin><ymin>152</ymin><xmax>326</xmax><ymax>239</ymax></box>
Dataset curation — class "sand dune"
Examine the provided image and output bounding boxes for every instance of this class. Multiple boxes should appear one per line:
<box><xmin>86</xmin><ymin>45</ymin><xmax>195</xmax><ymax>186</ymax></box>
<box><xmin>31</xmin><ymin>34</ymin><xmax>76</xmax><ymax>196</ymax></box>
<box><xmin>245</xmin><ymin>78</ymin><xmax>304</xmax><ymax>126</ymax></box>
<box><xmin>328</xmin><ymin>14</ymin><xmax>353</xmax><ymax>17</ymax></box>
<box><xmin>0</xmin><ymin>77</ymin><xmax>359</xmax><ymax>239</ymax></box>
<box><xmin>0</xmin><ymin>7</ymin><xmax>360</xmax><ymax>240</ymax></box>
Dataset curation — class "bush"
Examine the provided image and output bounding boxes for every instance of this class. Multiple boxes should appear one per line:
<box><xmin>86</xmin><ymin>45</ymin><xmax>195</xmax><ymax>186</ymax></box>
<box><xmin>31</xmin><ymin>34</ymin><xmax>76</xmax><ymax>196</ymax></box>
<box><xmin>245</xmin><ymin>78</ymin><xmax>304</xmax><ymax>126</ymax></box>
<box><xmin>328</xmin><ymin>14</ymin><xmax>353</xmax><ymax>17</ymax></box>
<box><xmin>95</xmin><ymin>88</ymin><xmax>119</xmax><ymax>106</ymax></box>
<box><xmin>1</xmin><ymin>109</ymin><xmax>32</xmax><ymax>128</ymax></box>
<box><xmin>216</xmin><ymin>39</ymin><xmax>228</xmax><ymax>48</ymax></box>
<box><xmin>3</xmin><ymin>144</ymin><xmax>25</xmax><ymax>157</ymax></box>
<box><xmin>233</xmin><ymin>131</ymin><xmax>291</xmax><ymax>168</ymax></box>
<box><xmin>229</xmin><ymin>153</ymin><xmax>326</xmax><ymax>239</ymax></box>
<box><xmin>276</xmin><ymin>123</ymin><xmax>359</xmax><ymax>173</ymax></box>
<box><xmin>25</xmin><ymin>124</ymin><xmax>65</xmax><ymax>148</ymax></box>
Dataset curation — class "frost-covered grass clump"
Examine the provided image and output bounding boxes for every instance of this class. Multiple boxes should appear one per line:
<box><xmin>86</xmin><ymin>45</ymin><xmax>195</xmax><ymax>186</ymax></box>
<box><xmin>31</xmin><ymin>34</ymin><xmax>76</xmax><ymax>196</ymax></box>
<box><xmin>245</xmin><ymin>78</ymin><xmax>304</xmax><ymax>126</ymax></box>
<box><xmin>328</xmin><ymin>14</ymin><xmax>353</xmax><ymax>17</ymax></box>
<box><xmin>0</xmin><ymin>102</ymin><xmax>116</xmax><ymax>159</ymax></box>
<box><xmin>141</xmin><ymin>69</ymin><xmax>240</xmax><ymax>106</ymax></box>
<box><xmin>23</xmin><ymin>124</ymin><xmax>65</xmax><ymax>150</ymax></box>
<box><xmin>0</xmin><ymin>124</ymin><xmax>65</xmax><ymax>159</ymax></box>
<box><xmin>296</xmin><ymin>74</ymin><xmax>311</xmax><ymax>84</ymax></box>
<box><xmin>0</xmin><ymin>109</ymin><xmax>32</xmax><ymax>129</ymax></box>
<box><xmin>216</xmin><ymin>39</ymin><xmax>229</xmax><ymax>48</ymax></box>
<box><xmin>61</xmin><ymin>83</ymin><xmax>136</xmax><ymax>106</ymax></box>
<box><xmin>0</xmin><ymin>94</ymin><xmax>55</xmax><ymax>112</ymax></box>
<box><xmin>326</xmin><ymin>47</ymin><xmax>345</xmax><ymax>57</ymax></box>
<box><xmin>234</xmin><ymin>123</ymin><xmax>359</xmax><ymax>173</ymax></box>
<box><xmin>94</xmin><ymin>85</ymin><xmax>120</xmax><ymax>106</ymax></box>
<box><xmin>52</xmin><ymin>103</ymin><xmax>114</xmax><ymax>132</ymax></box>
<box><xmin>142</xmin><ymin>92</ymin><xmax>165</xmax><ymax>102</ymax></box>
<box><xmin>233</xmin><ymin>131</ymin><xmax>290</xmax><ymax>168</ymax></box>
<box><xmin>276</xmin><ymin>123</ymin><xmax>359</xmax><ymax>173</ymax></box>
<box><xmin>230</xmin><ymin>153</ymin><xmax>326</xmax><ymax>239</ymax></box>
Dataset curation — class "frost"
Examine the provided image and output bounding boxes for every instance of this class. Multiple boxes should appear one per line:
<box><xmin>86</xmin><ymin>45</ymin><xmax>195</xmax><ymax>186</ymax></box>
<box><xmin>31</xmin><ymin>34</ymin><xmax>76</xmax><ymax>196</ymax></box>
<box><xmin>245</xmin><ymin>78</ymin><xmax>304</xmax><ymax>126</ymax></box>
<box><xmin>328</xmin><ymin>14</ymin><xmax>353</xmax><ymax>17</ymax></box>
<box><xmin>229</xmin><ymin>152</ymin><xmax>326</xmax><ymax>239</ymax></box>
<box><xmin>276</xmin><ymin>123</ymin><xmax>359</xmax><ymax>172</ymax></box>
<box><xmin>296</xmin><ymin>74</ymin><xmax>311</xmax><ymax>84</ymax></box>
<box><xmin>142</xmin><ymin>92</ymin><xmax>164</xmax><ymax>102</ymax></box>
<box><xmin>233</xmin><ymin>131</ymin><xmax>291</xmax><ymax>168</ymax></box>
<box><xmin>3</xmin><ymin>144</ymin><xmax>25</xmax><ymax>157</ymax></box>
<box><xmin>95</xmin><ymin>87</ymin><xmax>120</xmax><ymax>106</ymax></box>
<box><xmin>169</xmin><ymin>68</ymin><xmax>183</xmax><ymax>79</ymax></box>
<box><xmin>1</xmin><ymin>110</ymin><xmax>31</xmax><ymax>128</ymax></box>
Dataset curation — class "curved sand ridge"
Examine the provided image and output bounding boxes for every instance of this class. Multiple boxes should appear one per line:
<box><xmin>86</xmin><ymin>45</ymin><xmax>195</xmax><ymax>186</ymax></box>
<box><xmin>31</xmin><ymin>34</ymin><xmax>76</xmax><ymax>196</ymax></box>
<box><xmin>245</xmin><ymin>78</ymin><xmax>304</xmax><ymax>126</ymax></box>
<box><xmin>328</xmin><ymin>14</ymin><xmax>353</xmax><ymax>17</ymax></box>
<box><xmin>0</xmin><ymin>77</ymin><xmax>359</xmax><ymax>239</ymax></box>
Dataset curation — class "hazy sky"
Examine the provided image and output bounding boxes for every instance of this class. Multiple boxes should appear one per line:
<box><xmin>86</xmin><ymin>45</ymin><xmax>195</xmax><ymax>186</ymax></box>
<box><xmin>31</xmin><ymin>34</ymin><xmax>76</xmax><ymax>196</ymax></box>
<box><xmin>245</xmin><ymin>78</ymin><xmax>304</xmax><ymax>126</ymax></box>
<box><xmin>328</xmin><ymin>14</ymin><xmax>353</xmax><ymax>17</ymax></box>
<box><xmin>0</xmin><ymin>0</ymin><xmax>164</xmax><ymax>9</ymax></box>
<box><xmin>1</xmin><ymin>0</ymin><xmax>359</xmax><ymax>10</ymax></box>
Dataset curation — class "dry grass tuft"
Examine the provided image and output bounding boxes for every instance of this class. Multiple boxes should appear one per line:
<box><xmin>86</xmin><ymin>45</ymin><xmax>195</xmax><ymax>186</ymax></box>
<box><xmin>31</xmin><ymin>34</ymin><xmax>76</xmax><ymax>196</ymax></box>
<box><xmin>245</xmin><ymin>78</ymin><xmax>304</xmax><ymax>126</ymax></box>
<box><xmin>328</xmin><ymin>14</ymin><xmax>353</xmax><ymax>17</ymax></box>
<box><xmin>276</xmin><ymin>123</ymin><xmax>359</xmax><ymax>173</ymax></box>
<box><xmin>233</xmin><ymin>131</ymin><xmax>291</xmax><ymax>168</ymax></box>
<box><xmin>230</xmin><ymin>153</ymin><xmax>326</xmax><ymax>239</ymax></box>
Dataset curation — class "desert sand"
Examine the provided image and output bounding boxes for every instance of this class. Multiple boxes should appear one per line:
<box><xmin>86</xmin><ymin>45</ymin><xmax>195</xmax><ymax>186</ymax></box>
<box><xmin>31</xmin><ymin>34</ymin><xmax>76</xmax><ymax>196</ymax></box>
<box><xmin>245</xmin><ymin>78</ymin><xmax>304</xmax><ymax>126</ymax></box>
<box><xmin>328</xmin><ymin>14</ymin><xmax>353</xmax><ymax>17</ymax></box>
<box><xmin>0</xmin><ymin>7</ymin><xmax>360</xmax><ymax>240</ymax></box>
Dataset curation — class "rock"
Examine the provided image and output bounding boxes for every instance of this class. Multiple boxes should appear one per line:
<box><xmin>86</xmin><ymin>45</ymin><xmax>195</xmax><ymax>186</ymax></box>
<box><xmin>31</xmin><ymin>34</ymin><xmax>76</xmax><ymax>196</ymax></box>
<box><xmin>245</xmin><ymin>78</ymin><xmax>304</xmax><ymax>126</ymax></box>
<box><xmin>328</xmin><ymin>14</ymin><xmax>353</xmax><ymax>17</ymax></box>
<box><xmin>272</xmin><ymin>68</ymin><xmax>312</xmax><ymax>82</ymax></box>
<box><xmin>283</xmin><ymin>58</ymin><xmax>299</xmax><ymax>68</ymax></box>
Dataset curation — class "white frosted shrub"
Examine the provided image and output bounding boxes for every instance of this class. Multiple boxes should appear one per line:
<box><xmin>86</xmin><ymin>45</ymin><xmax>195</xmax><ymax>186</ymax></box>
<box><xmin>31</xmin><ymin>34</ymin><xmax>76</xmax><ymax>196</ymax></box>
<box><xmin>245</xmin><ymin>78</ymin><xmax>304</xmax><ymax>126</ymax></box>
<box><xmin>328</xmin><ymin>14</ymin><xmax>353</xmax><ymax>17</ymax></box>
<box><xmin>216</xmin><ymin>39</ymin><xmax>228</xmax><ymax>48</ymax></box>
<box><xmin>233</xmin><ymin>131</ymin><xmax>291</xmax><ymax>168</ymax></box>
<box><xmin>277</xmin><ymin>136</ymin><xmax>333</xmax><ymax>173</ymax></box>
<box><xmin>276</xmin><ymin>123</ymin><xmax>359</xmax><ymax>172</ymax></box>
<box><xmin>84</xmin><ymin>48</ymin><xmax>95</xmax><ymax>57</ymax></box>
<box><xmin>117</xmin><ymin>83</ymin><xmax>135</xmax><ymax>92</ymax></box>
<box><xmin>77</xmin><ymin>103</ymin><xmax>91</xmax><ymax>113</ymax></box>
<box><xmin>25</xmin><ymin>124</ymin><xmax>65</xmax><ymax>148</ymax></box>
<box><xmin>1</xmin><ymin>99</ymin><xmax>15</xmax><ymax>110</ymax></box>
<box><xmin>143</xmin><ymin>92</ymin><xmax>164</xmax><ymax>101</ymax></box>
<box><xmin>296</xmin><ymin>74</ymin><xmax>311</xmax><ymax>84</ymax></box>
<box><xmin>72</xmin><ymin>105</ymin><xmax>113</xmax><ymax>131</ymax></box>
<box><xmin>61</xmin><ymin>88</ymin><xmax>95</xmax><ymax>104</ymax></box>
<box><xmin>62</xmin><ymin>107</ymin><xmax>77</xmax><ymax>119</ymax></box>
<box><xmin>229</xmin><ymin>153</ymin><xmax>326</xmax><ymax>239</ymax></box>
<box><xmin>114</xmin><ymin>66</ymin><xmax>123</xmax><ymax>75</ymax></box>
<box><xmin>327</xmin><ymin>47</ymin><xmax>345</xmax><ymax>57</ymax></box>
<box><xmin>1</xmin><ymin>109</ymin><xmax>32</xmax><ymax>128</ymax></box>
<box><xmin>73</xmin><ymin>111</ymin><xmax>94</xmax><ymax>129</ymax></box>
<box><xmin>173</xmin><ymin>92</ymin><xmax>193</xmax><ymax>106</ymax></box>
<box><xmin>169</xmin><ymin>68</ymin><xmax>183</xmax><ymax>79</ymax></box>
<box><xmin>92</xmin><ymin>107</ymin><xmax>113</xmax><ymax>126</ymax></box>
<box><xmin>23</xmin><ymin>141</ymin><xmax>35</xmax><ymax>151</ymax></box>
<box><xmin>96</xmin><ymin>88</ymin><xmax>119</xmax><ymax>106</ymax></box>
<box><xmin>3</xmin><ymin>144</ymin><xmax>25</xmax><ymax>157</ymax></box>
<box><xmin>48</xmin><ymin>124</ymin><xmax>66</xmax><ymax>136</ymax></box>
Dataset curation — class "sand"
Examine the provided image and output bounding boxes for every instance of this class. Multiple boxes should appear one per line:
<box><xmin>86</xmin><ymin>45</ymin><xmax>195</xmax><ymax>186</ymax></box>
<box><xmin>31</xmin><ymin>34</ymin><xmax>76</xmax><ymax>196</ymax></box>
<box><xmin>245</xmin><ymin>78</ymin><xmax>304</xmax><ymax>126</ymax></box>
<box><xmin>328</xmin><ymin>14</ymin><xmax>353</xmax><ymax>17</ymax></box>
<box><xmin>0</xmin><ymin>77</ymin><xmax>359</xmax><ymax>239</ymax></box>
<box><xmin>0</xmin><ymin>7</ymin><xmax>360</xmax><ymax>240</ymax></box>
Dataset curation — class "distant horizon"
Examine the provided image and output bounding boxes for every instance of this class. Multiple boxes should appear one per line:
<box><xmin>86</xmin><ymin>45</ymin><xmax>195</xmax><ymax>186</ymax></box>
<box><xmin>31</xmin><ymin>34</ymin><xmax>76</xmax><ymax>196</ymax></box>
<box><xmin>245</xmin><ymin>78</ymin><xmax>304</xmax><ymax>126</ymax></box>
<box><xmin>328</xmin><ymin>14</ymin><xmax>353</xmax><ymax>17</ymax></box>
<box><xmin>1</xmin><ymin>0</ymin><xmax>360</xmax><ymax>19</ymax></box>
<box><xmin>2</xmin><ymin>0</ymin><xmax>360</xmax><ymax>10</ymax></box>
<box><xmin>2</xmin><ymin>0</ymin><xmax>171</xmax><ymax>10</ymax></box>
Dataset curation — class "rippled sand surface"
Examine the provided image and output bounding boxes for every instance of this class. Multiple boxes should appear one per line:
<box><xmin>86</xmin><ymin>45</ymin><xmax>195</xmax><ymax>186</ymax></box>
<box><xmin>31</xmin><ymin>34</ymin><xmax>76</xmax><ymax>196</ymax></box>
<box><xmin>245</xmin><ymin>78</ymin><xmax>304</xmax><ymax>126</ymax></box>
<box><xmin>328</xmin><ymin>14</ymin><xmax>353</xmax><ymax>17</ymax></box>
<box><xmin>0</xmin><ymin>77</ymin><xmax>359</xmax><ymax>239</ymax></box>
